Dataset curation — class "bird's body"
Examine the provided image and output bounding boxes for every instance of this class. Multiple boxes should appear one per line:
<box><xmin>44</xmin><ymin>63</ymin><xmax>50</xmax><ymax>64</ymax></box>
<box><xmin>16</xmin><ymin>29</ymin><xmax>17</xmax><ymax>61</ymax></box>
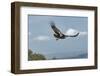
<box><xmin>50</xmin><ymin>21</ymin><xmax>79</xmax><ymax>40</ymax></box>
<box><xmin>53</xmin><ymin>33</ymin><xmax>66</xmax><ymax>40</ymax></box>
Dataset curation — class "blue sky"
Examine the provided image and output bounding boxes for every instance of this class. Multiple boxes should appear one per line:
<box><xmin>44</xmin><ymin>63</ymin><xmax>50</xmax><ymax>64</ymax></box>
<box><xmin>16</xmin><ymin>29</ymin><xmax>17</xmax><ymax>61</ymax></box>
<box><xmin>28</xmin><ymin>15</ymin><xmax>88</xmax><ymax>59</ymax></box>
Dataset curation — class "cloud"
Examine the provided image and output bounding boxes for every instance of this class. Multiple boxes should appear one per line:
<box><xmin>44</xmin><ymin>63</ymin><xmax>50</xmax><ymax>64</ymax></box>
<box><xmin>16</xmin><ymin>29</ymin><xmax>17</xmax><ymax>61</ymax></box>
<box><xmin>80</xmin><ymin>32</ymin><xmax>87</xmax><ymax>36</ymax></box>
<box><xmin>28</xmin><ymin>32</ymin><xmax>31</xmax><ymax>36</ymax></box>
<box><xmin>65</xmin><ymin>28</ymin><xmax>87</xmax><ymax>36</ymax></box>
<box><xmin>65</xmin><ymin>28</ymin><xmax>78</xmax><ymax>35</ymax></box>
<box><xmin>33</xmin><ymin>36</ymin><xmax>50</xmax><ymax>41</ymax></box>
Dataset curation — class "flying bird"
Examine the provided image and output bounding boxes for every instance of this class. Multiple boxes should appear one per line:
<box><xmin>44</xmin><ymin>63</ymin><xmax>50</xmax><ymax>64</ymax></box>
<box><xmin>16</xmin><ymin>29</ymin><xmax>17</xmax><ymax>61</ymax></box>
<box><xmin>50</xmin><ymin>21</ymin><xmax>79</xmax><ymax>40</ymax></box>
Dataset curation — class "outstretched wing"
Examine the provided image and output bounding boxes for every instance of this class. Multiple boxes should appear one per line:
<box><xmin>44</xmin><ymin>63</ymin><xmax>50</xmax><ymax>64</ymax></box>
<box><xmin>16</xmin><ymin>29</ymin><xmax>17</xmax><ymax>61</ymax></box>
<box><xmin>50</xmin><ymin>21</ymin><xmax>64</xmax><ymax>35</ymax></box>
<box><xmin>67</xmin><ymin>32</ymin><xmax>79</xmax><ymax>37</ymax></box>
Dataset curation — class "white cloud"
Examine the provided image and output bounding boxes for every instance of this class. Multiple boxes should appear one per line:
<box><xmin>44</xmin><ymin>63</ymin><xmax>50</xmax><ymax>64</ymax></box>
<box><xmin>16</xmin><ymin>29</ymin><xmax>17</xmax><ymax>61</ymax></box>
<box><xmin>28</xmin><ymin>32</ymin><xmax>31</xmax><ymax>36</ymax></box>
<box><xmin>80</xmin><ymin>32</ymin><xmax>87</xmax><ymax>36</ymax></box>
<box><xmin>32</xmin><ymin>29</ymin><xmax>87</xmax><ymax>41</ymax></box>
<box><xmin>33</xmin><ymin>36</ymin><xmax>50</xmax><ymax>41</ymax></box>
<box><xmin>65</xmin><ymin>28</ymin><xmax>78</xmax><ymax>35</ymax></box>
<box><xmin>65</xmin><ymin>28</ymin><xmax>87</xmax><ymax>36</ymax></box>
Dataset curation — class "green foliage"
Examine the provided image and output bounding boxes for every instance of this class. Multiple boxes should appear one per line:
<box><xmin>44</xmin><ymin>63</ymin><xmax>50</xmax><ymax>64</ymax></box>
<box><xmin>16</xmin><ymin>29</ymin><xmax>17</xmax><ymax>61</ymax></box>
<box><xmin>28</xmin><ymin>49</ymin><xmax>46</xmax><ymax>61</ymax></box>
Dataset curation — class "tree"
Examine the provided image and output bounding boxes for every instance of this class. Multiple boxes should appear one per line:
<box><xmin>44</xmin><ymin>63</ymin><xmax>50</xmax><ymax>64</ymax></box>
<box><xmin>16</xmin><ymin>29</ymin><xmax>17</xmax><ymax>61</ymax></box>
<box><xmin>28</xmin><ymin>49</ymin><xmax>46</xmax><ymax>61</ymax></box>
<box><xmin>28</xmin><ymin>49</ymin><xmax>33</xmax><ymax>60</ymax></box>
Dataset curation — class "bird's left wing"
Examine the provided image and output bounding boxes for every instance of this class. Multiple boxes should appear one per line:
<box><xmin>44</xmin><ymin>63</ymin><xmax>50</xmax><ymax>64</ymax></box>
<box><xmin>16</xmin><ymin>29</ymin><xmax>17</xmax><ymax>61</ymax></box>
<box><xmin>50</xmin><ymin>21</ymin><xmax>64</xmax><ymax>35</ymax></box>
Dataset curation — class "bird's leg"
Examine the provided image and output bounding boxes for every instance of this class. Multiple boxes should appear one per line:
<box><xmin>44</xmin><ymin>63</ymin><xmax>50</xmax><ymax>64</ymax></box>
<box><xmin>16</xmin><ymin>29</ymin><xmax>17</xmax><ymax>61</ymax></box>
<box><xmin>56</xmin><ymin>38</ymin><xmax>59</xmax><ymax>40</ymax></box>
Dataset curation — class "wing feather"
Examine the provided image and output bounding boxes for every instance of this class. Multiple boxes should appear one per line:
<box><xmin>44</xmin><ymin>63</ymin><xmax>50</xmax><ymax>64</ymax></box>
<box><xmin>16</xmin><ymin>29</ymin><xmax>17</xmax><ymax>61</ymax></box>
<box><xmin>67</xmin><ymin>32</ymin><xmax>79</xmax><ymax>37</ymax></box>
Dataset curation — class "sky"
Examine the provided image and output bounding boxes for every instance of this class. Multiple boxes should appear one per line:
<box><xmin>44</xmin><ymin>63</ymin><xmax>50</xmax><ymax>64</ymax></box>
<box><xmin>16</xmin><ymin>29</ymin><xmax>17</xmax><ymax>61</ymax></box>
<box><xmin>28</xmin><ymin>15</ymin><xmax>88</xmax><ymax>59</ymax></box>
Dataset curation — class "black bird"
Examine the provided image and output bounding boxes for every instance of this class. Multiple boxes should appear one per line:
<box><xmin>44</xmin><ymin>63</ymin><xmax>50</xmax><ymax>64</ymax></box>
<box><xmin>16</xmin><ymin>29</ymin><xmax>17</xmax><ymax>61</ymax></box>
<box><xmin>50</xmin><ymin>21</ymin><xmax>79</xmax><ymax>40</ymax></box>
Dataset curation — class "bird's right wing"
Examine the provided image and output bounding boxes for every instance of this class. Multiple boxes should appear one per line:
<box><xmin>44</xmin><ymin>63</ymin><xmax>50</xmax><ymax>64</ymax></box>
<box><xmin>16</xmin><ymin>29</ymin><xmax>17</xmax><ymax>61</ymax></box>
<box><xmin>67</xmin><ymin>32</ymin><xmax>79</xmax><ymax>37</ymax></box>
